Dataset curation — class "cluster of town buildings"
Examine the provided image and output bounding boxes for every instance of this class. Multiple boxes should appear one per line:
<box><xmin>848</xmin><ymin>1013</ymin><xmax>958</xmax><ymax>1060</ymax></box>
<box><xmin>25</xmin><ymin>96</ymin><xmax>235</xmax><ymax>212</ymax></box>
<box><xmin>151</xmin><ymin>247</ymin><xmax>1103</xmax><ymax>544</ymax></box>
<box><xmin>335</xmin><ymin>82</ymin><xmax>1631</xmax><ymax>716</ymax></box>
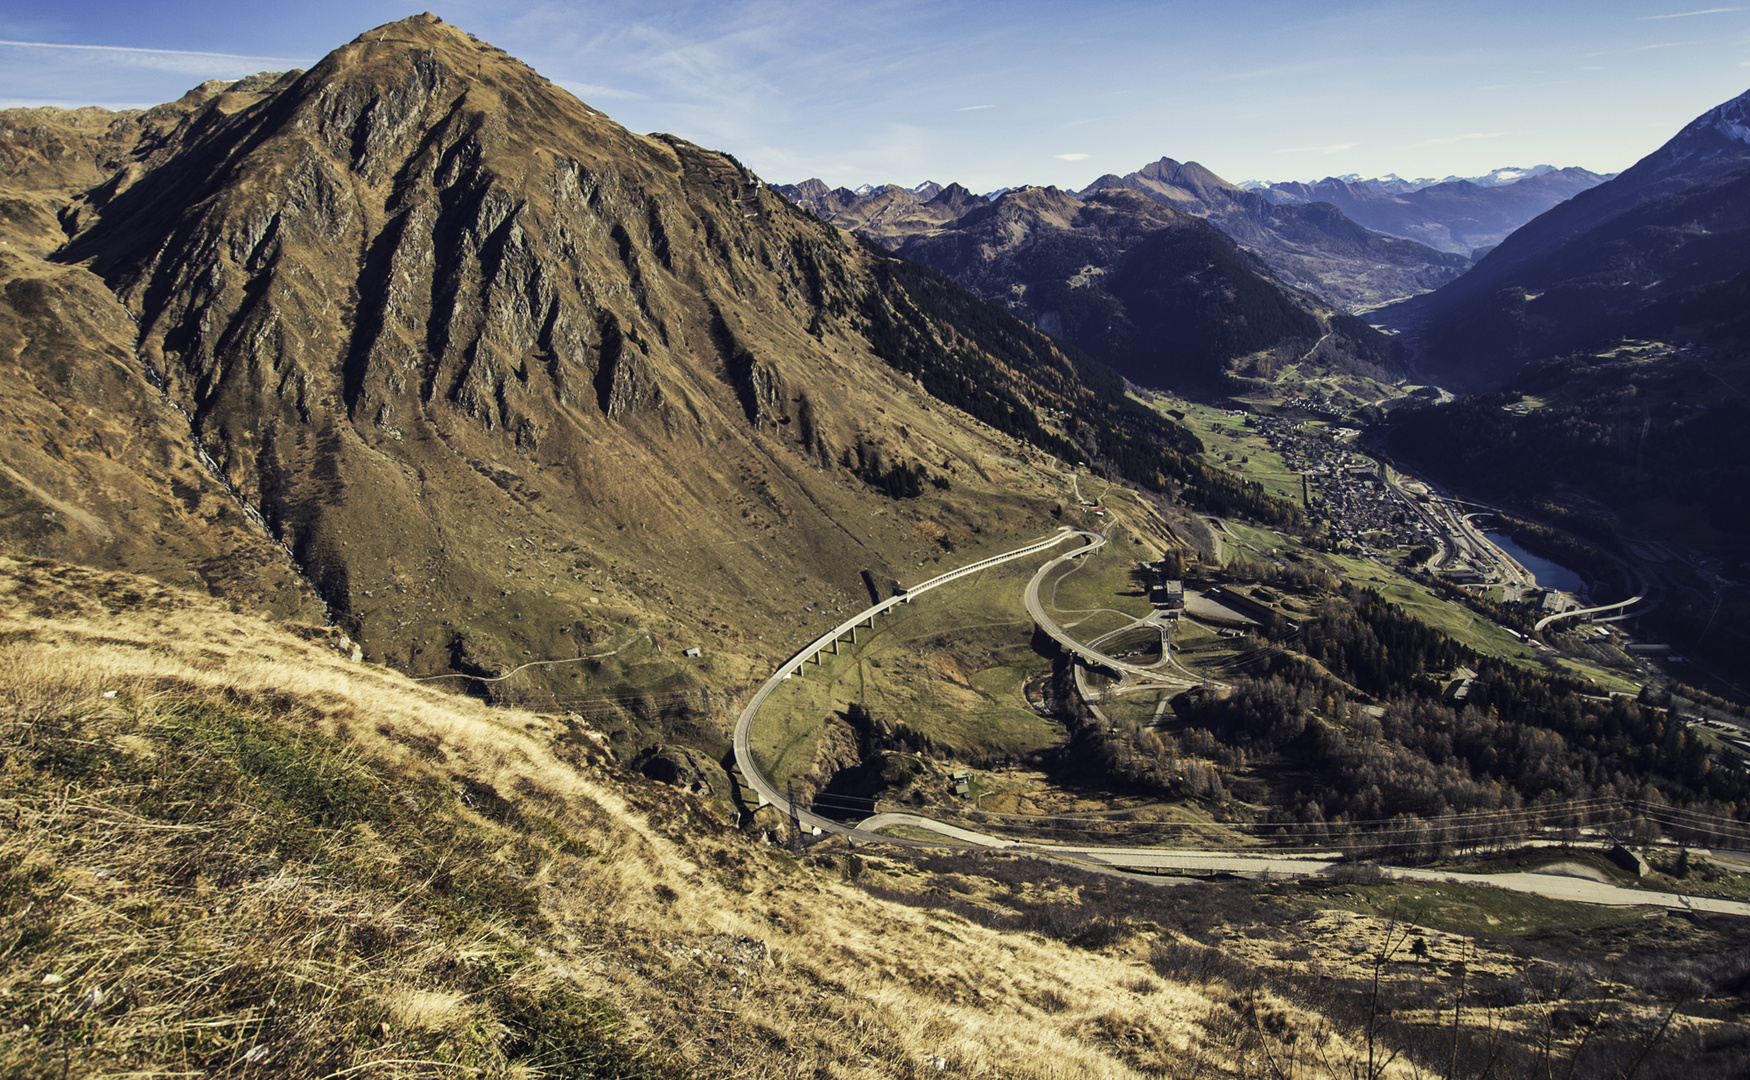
<box><xmin>1244</xmin><ymin>414</ymin><xmax>1440</xmax><ymax>555</ymax></box>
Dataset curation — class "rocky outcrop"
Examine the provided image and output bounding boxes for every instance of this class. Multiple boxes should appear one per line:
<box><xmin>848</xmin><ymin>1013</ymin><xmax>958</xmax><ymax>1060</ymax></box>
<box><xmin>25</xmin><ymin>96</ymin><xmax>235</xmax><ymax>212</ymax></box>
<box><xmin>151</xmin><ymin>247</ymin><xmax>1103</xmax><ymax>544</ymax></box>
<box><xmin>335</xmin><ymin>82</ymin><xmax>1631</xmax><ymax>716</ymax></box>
<box><xmin>0</xmin><ymin>257</ymin><xmax>325</xmax><ymax>618</ymax></box>
<box><xmin>633</xmin><ymin>744</ymin><xmax>732</xmax><ymax>800</ymax></box>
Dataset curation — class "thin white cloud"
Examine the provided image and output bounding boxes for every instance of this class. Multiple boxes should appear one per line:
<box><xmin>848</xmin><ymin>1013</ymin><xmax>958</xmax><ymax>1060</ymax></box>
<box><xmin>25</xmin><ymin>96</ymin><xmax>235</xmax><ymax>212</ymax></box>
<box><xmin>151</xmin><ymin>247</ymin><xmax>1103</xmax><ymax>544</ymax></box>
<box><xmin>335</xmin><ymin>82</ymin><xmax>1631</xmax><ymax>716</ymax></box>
<box><xmin>555</xmin><ymin>79</ymin><xmax>640</xmax><ymax>101</ymax></box>
<box><xmin>1411</xmin><ymin>132</ymin><xmax>1504</xmax><ymax>147</ymax></box>
<box><xmin>958</xmin><ymin>104</ymin><xmax>994</xmax><ymax>111</ymax></box>
<box><xmin>1274</xmin><ymin>142</ymin><xmax>1358</xmax><ymax>155</ymax></box>
<box><xmin>0</xmin><ymin>38</ymin><xmax>308</xmax><ymax>78</ymax></box>
<box><xmin>0</xmin><ymin>95</ymin><xmax>160</xmax><ymax>110</ymax></box>
<box><xmin>1054</xmin><ymin>152</ymin><xmax>1091</xmax><ymax>160</ymax></box>
<box><xmin>0</xmin><ymin>39</ymin><xmax>305</xmax><ymax>64</ymax></box>
<box><xmin>1638</xmin><ymin>8</ymin><xmax>1741</xmax><ymax>19</ymax></box>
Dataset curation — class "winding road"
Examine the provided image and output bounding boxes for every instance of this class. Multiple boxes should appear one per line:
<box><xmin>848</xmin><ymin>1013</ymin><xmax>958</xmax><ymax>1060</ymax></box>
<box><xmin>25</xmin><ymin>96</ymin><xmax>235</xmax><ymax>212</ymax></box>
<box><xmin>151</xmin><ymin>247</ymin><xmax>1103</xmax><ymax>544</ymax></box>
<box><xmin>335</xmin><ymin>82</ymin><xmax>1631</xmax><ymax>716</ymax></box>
<box><xmin>1022</xmin><ymin>532</ymin><xmax>1201</xmax><ymax>688</ymax></box>
<box><xmin>728</xmin><ymin>518</ymin><xmax>1750</xmax><ymax>915</ymax></box>
<box><xmin>731</xmin><ymin>528</ymin><xmax>1089</xmax><ymax>838</ymax></box>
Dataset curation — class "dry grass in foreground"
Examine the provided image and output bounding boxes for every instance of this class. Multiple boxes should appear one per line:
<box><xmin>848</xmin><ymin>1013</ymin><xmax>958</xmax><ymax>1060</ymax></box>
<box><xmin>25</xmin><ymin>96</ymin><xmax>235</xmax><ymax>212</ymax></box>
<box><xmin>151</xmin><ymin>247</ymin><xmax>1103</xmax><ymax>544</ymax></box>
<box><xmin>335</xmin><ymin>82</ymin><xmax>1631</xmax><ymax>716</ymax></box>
<box><xmin>0</xmin><ymin>556</ymin><xmax>1404</xmax><ymax>1078</ymax></box>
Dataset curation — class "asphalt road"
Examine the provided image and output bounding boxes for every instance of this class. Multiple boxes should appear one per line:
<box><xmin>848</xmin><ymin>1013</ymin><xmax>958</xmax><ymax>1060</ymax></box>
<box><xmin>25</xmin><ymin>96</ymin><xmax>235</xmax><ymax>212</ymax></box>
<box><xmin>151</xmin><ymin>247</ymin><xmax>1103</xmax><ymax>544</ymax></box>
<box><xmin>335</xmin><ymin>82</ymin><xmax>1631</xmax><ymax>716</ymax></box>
<box><xmin>854</xmin><ymin>816</ymin><xmax>1750</xmax><ymax>914</ymax></box>
<box><xmin>1021</xmin><ymin>531</ymin><xmax>1202</xmax><ymax>688</ymax></box>
<box><xmin>731</xmin><ymin>529</ymin><xmax>1087</xmax><ymax>837</ymax></box>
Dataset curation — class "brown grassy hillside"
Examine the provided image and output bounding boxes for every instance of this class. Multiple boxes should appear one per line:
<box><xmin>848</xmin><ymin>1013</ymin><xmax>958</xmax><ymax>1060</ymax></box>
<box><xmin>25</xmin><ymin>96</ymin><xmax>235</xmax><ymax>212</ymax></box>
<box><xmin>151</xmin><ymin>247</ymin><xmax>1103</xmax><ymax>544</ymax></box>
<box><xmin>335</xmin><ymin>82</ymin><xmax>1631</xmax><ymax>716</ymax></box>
<box><xmin>9</xmin><ymin>558</ymin><xmax>1749</xmax><ymax>1078</ymax></box>
<box><xmin>1</xmin><ymin>555</ymin><xmax>1366</xmax><ymax>1079</ymax></box>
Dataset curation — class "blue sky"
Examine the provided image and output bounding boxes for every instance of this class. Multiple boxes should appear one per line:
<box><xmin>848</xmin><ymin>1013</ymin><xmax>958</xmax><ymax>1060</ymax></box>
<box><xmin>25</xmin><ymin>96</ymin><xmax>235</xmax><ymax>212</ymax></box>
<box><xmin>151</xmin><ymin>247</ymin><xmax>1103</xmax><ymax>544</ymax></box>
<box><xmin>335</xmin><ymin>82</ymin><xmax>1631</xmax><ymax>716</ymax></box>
<box><xmin>3</xmin><ymin>1</ymin><xmax>1747</xmax><ymax>191</ymax></box>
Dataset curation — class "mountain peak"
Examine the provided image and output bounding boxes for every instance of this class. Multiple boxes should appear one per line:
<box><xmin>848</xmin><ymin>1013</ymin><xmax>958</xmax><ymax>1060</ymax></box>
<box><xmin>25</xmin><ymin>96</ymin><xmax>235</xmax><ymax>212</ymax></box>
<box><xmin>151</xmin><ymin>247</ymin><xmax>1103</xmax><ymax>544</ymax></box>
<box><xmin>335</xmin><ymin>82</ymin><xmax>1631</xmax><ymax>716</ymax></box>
<box><xmin>53</xmin><ymin>16</ymin><xmax>1188</xmax><ymax>687</ymax></box>
<box><xmin>925</xmin><ymin>181</ymin><xmax>985</xmax><ymax>211</ymax></box>
<box><xmin>785</xmin><ymin>177</ymin><xmax>832</xmax><ymax>200</ymax></box>
<box><xmin>349</xmin><ymin>12</ymin><xmax>451</xmax><ymax>42</ymax></box>
<box><xmin>1650</xmin><ymin>86</ymin><xmax>1750</xmax><ymax>170</ymax></box>
<box><xmin>996</xmin><ymin>184</ymin><xmax>1078</xmax><ymax>208</ymax></box>
<box><xmin>1703</xmin><ymin>86</ymin><xmax>1750</xmax><ymax>144</ymax></box>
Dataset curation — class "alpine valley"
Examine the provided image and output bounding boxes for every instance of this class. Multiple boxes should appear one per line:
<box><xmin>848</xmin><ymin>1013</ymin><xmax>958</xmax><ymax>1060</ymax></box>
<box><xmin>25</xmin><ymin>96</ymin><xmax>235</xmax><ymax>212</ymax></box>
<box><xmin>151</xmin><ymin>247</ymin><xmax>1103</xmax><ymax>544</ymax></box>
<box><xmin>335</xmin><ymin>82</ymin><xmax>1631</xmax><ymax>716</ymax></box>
<box><xmin>6</xmin><ymin>14</ymin><xmax>1750</xmax><ymax>1080</ymax></box>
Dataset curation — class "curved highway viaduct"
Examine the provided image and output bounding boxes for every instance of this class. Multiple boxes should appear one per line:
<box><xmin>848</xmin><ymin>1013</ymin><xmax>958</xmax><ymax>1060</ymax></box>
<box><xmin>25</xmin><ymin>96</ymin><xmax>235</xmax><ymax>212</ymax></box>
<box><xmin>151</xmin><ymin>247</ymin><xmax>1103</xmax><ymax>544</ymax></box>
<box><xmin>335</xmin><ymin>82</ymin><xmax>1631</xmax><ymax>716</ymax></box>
<box><xmin>731</xmin><ymin>529</ymin><xmax>1091</xmax><ymax>839</ymax></box>
<box><xmin>732</xmin><ymin>527</ymin><xmax>1198</xmax><ymax>838</ymax></box>
<box><xmin>1534</xmin><ymin>594</ymin><xmax>1647</xmax><ymax>632</ymax></box>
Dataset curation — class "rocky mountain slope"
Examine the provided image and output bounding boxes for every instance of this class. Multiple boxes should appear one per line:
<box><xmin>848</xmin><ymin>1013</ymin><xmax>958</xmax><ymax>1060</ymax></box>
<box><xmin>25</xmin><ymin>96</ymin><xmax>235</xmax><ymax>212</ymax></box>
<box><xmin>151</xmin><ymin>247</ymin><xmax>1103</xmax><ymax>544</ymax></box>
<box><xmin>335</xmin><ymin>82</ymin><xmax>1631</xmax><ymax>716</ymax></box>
<box><xmin>1</xmin><ymin>88</ymin><xmax>329</xmax><ymax>622</ymax></box>
<box><xmin>1387</xmin><ymin>88</ymin><xmax>1750</xmax><ymax>389</ymax></box>
<box><xmin>4</xmin><ymin>15</ymin><xmax>1287</xmax><ymax>745</ymax></box>
<box><xmin>878</xmin><ymin>184</ymin><xmax>1401</xmax><ymax>391</ymax></box>
<box><xmin>1250</xmin><ymin>166</ymin><xmax>1608</xmax><ymax>257</ymax></box>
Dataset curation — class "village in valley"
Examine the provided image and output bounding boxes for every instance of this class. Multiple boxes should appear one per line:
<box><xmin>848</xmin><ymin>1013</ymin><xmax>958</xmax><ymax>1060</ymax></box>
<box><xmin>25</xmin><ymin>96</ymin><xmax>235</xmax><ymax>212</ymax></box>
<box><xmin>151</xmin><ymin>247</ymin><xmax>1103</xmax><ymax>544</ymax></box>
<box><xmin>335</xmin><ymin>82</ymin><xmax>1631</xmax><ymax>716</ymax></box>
<box><xmin>1124</xmin><ymin>385</ymin><xmax>1750</xmax><ymax>774</ymax></box>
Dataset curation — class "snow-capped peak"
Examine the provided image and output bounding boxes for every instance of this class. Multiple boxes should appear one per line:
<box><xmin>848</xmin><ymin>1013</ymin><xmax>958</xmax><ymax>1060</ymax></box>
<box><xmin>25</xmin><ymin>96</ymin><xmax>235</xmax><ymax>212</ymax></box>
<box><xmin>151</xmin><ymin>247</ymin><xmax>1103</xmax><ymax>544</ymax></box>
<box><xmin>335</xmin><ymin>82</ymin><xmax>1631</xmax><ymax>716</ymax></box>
<box><xmin>1709</xmin><ymin>88</ymin><xmax>1750</xmax><ymax>144</ymax></box>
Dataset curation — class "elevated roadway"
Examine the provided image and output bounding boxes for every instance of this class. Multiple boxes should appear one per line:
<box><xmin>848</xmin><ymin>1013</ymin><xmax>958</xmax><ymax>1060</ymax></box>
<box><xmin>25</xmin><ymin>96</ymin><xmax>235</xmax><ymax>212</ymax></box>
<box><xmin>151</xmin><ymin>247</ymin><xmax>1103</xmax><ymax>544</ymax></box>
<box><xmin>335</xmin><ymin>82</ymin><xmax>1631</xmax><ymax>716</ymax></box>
<box><xmin>731</xmin><ymin>529</ymin><xmax>1088</xmax><ymax>837</ymax></box>
<box><xmin>733</xmin><ymin>525</ymin><xmax>1194</xmax><ymax>839</ymax></box>
<box><xmin>1535</xmin><ymin>594</ymin><xmax>1647</xmax><ymax>632</ymax></box>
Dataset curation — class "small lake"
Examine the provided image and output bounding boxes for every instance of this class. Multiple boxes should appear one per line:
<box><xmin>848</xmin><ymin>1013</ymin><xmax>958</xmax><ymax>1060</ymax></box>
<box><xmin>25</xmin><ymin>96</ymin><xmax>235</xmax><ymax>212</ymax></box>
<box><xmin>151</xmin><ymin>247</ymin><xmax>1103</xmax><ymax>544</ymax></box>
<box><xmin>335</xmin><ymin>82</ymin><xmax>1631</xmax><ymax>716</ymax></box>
<box><xmin>1485</xmin><ymin>532</ymin><xmax>1588</xmax><ymax>595</ymax></box>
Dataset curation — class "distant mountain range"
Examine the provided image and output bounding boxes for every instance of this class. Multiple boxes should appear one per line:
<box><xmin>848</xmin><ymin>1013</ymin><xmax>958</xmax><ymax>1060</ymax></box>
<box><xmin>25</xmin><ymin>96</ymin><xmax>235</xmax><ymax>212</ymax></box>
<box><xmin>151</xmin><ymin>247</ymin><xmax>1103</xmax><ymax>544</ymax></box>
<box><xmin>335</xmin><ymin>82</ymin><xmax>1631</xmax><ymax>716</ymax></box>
<box><xmin>1244</xmin><ymin>167</ymin><xmax>1611</xmax><ymax>258</ymax></box>
<box><xmin>1379</xmin><ymin>88</ymin><xmax>1750</xmax><ymax>673</ymax></box>
<box><xmin>781</xmin><ymin>160</ymin><xmax>1472</xmax><ymax>311</ymax></box>
<box><xmin>779</xmin><ymin>160</ymin><xmax>1612</xmax><ymax>309</ymax></box>
<box><xmin>1385</xmin><ymin>88</ymin><xmax>1750</xmax><ymax>390</ymax></box>
<box><xmin>1243</xmin><ymin>164</ymin><xmax>1599</xmax><ymax>196</ymax></box>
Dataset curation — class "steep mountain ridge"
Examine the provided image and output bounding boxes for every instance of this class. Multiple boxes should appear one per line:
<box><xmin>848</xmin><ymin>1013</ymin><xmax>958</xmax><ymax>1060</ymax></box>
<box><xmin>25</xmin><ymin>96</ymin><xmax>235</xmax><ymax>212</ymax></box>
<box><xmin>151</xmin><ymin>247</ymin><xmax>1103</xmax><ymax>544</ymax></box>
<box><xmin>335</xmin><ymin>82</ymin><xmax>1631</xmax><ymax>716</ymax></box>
<box><xmin>1075</xmin><ymin>156</ymin><xmax>1471</xmax><ymax>307</ymax></box>
<box><xmin>888</xmin><ymin>185</ymin><xmax>1398</xmax><ymax>390</ymax></box>
<box><xmin>35</xmin><ymin>17</ymin><xmax>1021</xmax><ymax>683</ymax></box>
<box><xmin>1388</xmin><ymin>87</ymin><xmax>1750</xmax><ymax>388</ymax></box>
<box><xmin>0</xmin><ymin>86</ymin><xmax>331</xmax><ymax>620</ymax></box>
<box><xmin>10</xmin><ymin>14</ymin><xmax>1264</xmax><ymax>728</ymax></box>
<box><xmin>1437</xmin><ymin>90</ymin><xmax>1750</xmax><ymax>301</ymax></box>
